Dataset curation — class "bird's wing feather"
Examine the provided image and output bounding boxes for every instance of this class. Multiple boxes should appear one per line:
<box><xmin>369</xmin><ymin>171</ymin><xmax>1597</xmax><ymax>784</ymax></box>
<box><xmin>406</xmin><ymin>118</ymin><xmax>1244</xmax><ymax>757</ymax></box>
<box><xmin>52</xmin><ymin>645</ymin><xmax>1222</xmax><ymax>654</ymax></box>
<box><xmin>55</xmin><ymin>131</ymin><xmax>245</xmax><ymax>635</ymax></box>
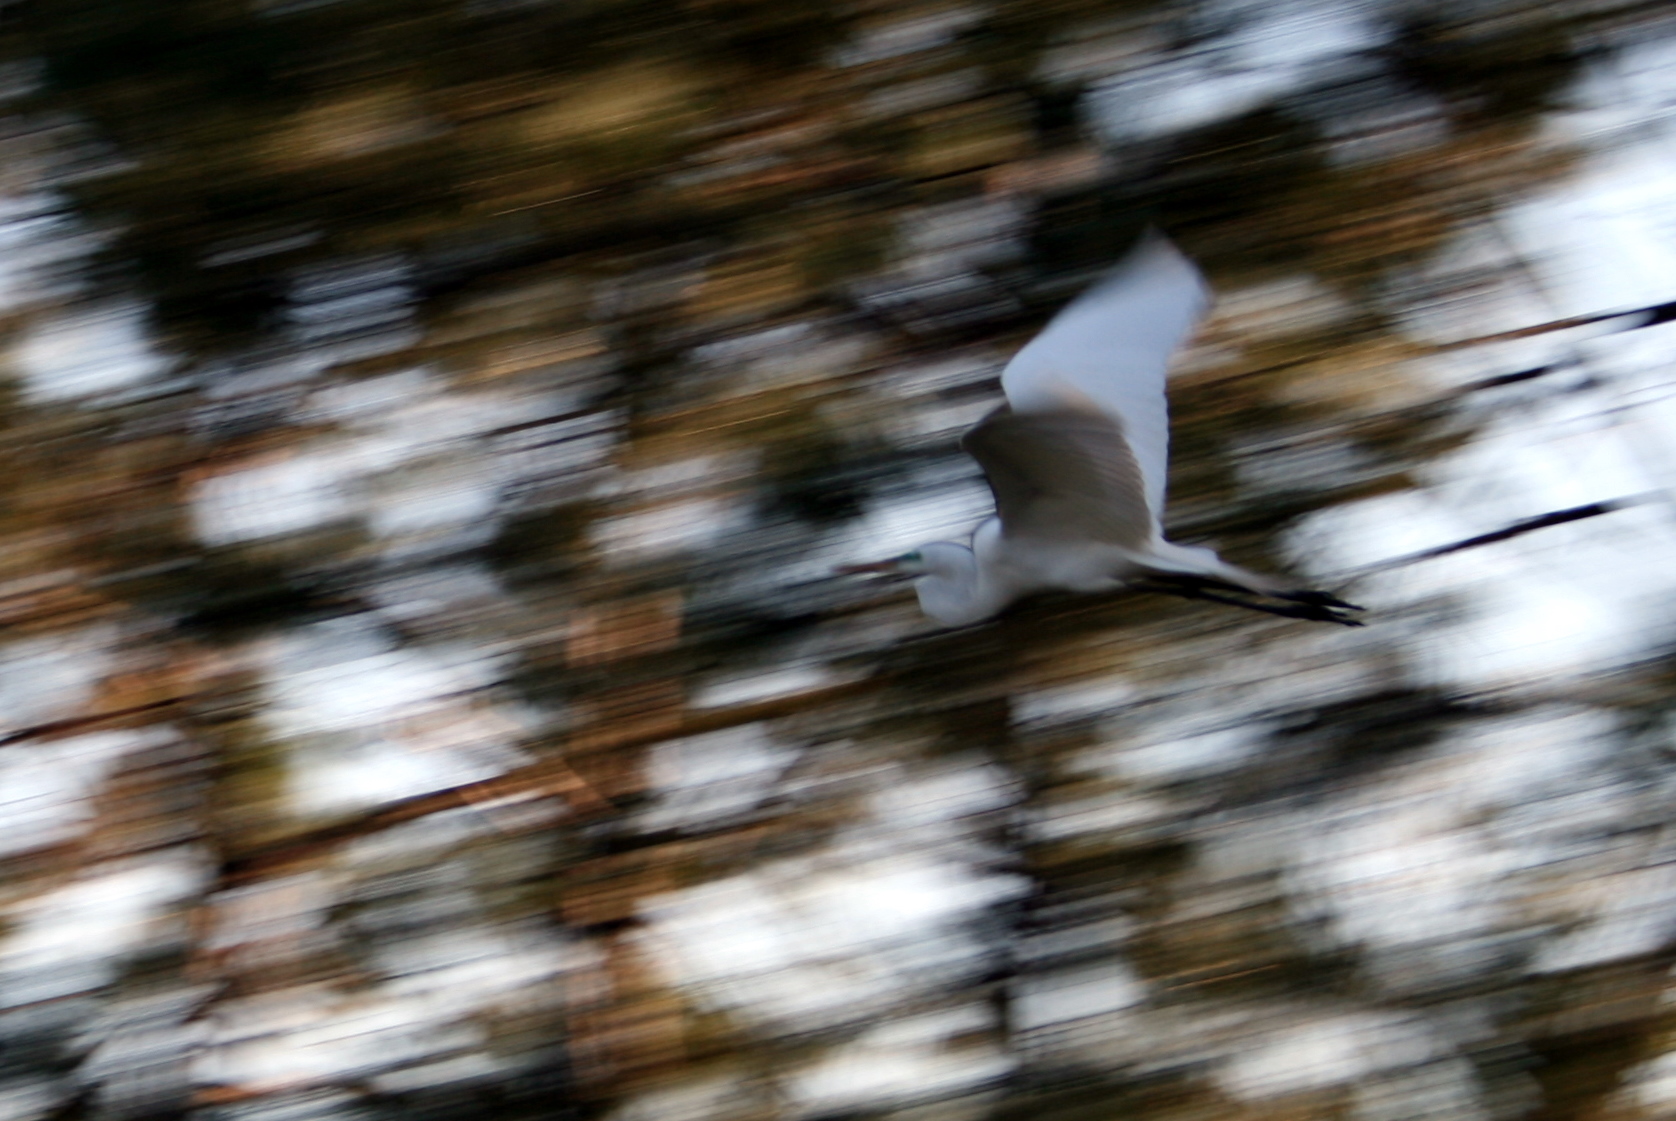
<box><xmin>999</xmin><ymin>230</ymin><xmax>1209</xmax><ymax>520</ymax></box>
<box><xmin>962</xmin><ymin>405</ymin><xmax>1153</xmax><ymax>549</ymax></box>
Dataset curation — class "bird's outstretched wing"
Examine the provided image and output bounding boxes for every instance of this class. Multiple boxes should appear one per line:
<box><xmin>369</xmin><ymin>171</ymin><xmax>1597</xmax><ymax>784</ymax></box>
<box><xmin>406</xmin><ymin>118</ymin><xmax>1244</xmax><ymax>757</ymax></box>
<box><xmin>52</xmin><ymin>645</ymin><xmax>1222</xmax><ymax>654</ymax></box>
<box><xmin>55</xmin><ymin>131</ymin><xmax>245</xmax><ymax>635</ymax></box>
<box><xmin>999</xmin><ymin>230</ymin><xmax>1209</xmax><ymax>521</ymax></box>
<box><xmin>962</xmin><ymin>405</ymin><xmax>1153</xmax><ymax>549</ymax></box>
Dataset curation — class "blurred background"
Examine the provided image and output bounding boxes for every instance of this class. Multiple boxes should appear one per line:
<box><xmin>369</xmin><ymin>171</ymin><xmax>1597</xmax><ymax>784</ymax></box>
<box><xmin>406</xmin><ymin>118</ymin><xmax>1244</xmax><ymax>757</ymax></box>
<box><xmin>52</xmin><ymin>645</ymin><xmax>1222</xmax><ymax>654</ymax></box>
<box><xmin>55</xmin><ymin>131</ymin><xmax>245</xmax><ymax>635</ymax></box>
<box><xmin>2</xmin><ymin>1</ymin><xmax>1676</xmax><ymax>1119</ymax></box>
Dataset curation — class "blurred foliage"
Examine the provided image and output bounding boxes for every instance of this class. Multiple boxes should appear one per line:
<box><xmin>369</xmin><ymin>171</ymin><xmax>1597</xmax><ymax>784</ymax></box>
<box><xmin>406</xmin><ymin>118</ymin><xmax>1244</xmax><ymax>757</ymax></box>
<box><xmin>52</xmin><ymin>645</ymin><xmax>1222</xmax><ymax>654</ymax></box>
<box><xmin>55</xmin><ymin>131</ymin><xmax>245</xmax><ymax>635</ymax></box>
<box><xmin>0</xmin><ymin>1</ymin><xmax>1670</xmax><ymax>1121</ymax></box>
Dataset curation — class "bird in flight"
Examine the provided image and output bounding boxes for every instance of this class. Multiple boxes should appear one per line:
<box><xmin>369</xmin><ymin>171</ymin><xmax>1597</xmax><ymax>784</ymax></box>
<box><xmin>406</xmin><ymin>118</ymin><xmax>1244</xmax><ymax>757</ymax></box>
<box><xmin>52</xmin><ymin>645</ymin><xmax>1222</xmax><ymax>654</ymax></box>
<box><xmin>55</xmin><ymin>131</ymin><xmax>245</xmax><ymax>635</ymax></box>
<box><xmin>843</xmin><ymin>231</ymin><xmax>1362</xmax><ymax>627</ymax></box>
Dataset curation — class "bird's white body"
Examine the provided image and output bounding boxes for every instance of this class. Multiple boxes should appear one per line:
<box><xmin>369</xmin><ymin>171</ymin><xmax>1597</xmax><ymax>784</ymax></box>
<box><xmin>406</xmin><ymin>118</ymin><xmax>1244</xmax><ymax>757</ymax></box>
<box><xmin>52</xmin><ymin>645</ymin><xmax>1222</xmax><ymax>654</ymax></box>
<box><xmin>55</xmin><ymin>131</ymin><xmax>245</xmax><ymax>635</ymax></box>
<box><xmin>911</xmin><ymin>519</ymin><xmax>1262</xmax><ymax>627</ymax></box>
<box><xmin>877</xmin><ymin>231</ymin><xmax>1334</xmax><ymax>627</ymax></box>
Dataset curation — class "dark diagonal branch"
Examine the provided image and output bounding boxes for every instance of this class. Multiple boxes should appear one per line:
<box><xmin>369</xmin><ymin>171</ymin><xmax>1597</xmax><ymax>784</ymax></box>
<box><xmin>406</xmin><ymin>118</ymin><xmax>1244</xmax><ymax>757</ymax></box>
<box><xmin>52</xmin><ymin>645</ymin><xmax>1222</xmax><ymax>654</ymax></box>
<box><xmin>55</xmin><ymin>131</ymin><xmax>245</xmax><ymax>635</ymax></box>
<box><xmin>1427</xmin><ymin>298</ymin><xmax>1676</xmax><ymax>354</ymax></box>
<box><xmin>1360</xmin><ymin>495</ymin><xmax>1652</xmax><ymax>574</ymax></box>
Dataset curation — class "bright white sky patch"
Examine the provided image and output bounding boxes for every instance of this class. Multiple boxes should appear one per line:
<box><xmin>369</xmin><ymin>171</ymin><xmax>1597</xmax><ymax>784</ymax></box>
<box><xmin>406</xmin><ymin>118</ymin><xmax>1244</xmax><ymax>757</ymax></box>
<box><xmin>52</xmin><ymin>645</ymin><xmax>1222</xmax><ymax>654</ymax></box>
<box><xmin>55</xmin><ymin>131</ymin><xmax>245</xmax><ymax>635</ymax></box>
<box><xmin>895</xmin><ymin>196</ymin><xmax>1027</xmax><ymax>280</ymax></box>
<box><xmin>17</xmin><ymin>303</ymin><xmax>170</xmax><ymax>403</ymax></box>
<box><xmin>1407</xmin><ymin>65</ymin><xmax>1676</xmax><ymax>688</ymax></box>
<box><xmin>589</xmin><ymin>496</ymin><xmax>750</xmax><ymax>562</ymax></box>
<box><xmin>0</xmin><ymin>627</ymin><xmax>115</xmax><ymax>735</ymax></box>
<box><xmin>0</xmin><ymin>850</ymin><xmax>210</xmax><ymax>1006</ymax></box>
<box><xmin>1550</xmin><ymin>34</ymin><xmax>1676</xmax><ymax>144</ymax></box>
<box><xmin>1284</xmin><ymin>798</ymin><xmax>1514</xmax><ymax>990</ymax></box>
<box><xmin>784</xmin><ymin>1004</ymin><xmax>1011</xmax><ymax>1115</ymax></box>
<box><xmin>636</xmin><ymin>758</ymin><xmax>1028</xmax><ymax>1032</ymax></box>
<box><xmin>285</xmin><ymin>254</ymin><xmax>418</xmax><ymax>368</ymax></box>
<box><xmin>196</xmin><ymin>990</ymin><xmax>485</xmax><ymax>1092</ymax></box>
<box><xmin>1087</xmin><ymin>0</ymin><xmax>1388</xmax><ymax>143</ymax></box>
<box><xmin>1028</xmin><ymin>790</ymin><xmax>1178</xmax><ymax>843</ymax></box>
<box><xmin>1277</xmin><ymin>709</ymin><xmax>1620</xmax><ymax>991</ymax></box>
<box><xmin>1291</xmin><ymin>369</ymin><xmax>1676</xmax><ymax>689</ymax></box>
<box><xmin>865</xmin><ymin>757</ymin><xmax>1017</xmax><ymax>834</ymax></box>
<box><xmin>0</xmin><ymin>194</ymin><xmax>95</xmax><ymax>312</ymax></box>
<box><xmin>1508</xmin><ymin>144</ymin><xmax>1676</xmax><ymax>316</ymax></box>
<box><xmin>607</xmin><ymin>1075</ymin><xmax>754</xmax><ymax>1121</ymax></box>
<box><xmin>192</xmin><ymin>451</ymin><xmax>357</xmax><ymax>546</ymax></box>
<box><xmin>1621</xmin><ymin>1050</ymin><xmax>1676</xmax><ymax>1113</ymax></box>
<box><xmin>841</xmin><ymin>475</ymin><xmax>995</xmax><ymax>561</ymax></box>
<box><xmin>637</xmin><ymin>848</ymin><xmax>1021</xmax><ymax>1029</ymax></box>
<box><xmin>833</xmin><ymin>5</ymin><xmax>986</xmax><ymax>67</ymax></box>
<box><xmin>1532</xmin><ymin>861</ymin><xmax>1676</xmax><ymax>973</ymax></box>
<box><xmin>0</xmin><ymin>1082</ymin><xmax>63</xmax><ymax>1121</ymax></box>
<box><xmin>1012</xmin><ymin>675</ymin><xmax>1139</xmax><ymax>723</ymax></box>
<box><xmin>593</xmin><ymin>454</ymin><xmax>755</xmax><ymax>502</ymax></box>
<box><xmin>366</xmin><ymin>563</ymin><xmax>506</xmax><ymax>624</ymax></box>
<box><xmin>207</xmin><ymin>873</ymin><xmax>336</xmax><ymax>951</ymax></box>
<box><xmin>197</xmin><ymin>887</ymin><xmax>573</xmax><ymax>1095</ymax></box>
<box><xmin>281</xmin><ymin>718</ymin><xmax>521</xmax><ymax>820</ymax></box>
<box><xmin>1013</xmin><ymin>961</ymin><xmax>1145</xmax><ymax>1032</ymax></box>
<box><xmin>1435</xmin><ymin>709</ymin><xmax>1616</xmax><ymax>810</ymax></box>
<box><xmin>365</xmin><ymin>455</ymin><xmax>501</xmax><ymax>539</ymax></box>
<box><xmin>372</xmin><ymin>923</ymin><xmax>571</xmax><ymax>1001</ymax></box>
<box><xmin>1102</xmin><ymin>721</ymin><xmax>1272</xmax><ymax>784</ymax></box>
<box><xmin>1090</xmin><ymin>56</ymin><xmax>1294</xmax><ymax>142</ymax></box>
<box><xmin>0</xmin><ymin>730</ymin><xmax>164</xmax><ymax>858</ymax></box>
<box><xmin>1217</xmin><ymin>1012</ymin><xmax>1444</xmax><ymax>1100</ymax></box>
<box><xmin>638</xmin><ymin>724</ymin><xmax>794</xmax><ymax>833</ymax></box>
<box><xmin>192</xmin><ymin>369</ymin><xmax>576</xmax><ymax>554</ymax></box>
<box><xmin>690</xmin><ymin>664</ymin><xmax>840</xmax><ymax>709</ymax></box>
<box><xmin>257</xmin><ymin>618</ymin><xmax>526</xmax><ymax>818</ymax></box>
<box><xmin>266</xmin><ymin>645</ymin><xmax>495</xmax><ymax>736</ymax></box>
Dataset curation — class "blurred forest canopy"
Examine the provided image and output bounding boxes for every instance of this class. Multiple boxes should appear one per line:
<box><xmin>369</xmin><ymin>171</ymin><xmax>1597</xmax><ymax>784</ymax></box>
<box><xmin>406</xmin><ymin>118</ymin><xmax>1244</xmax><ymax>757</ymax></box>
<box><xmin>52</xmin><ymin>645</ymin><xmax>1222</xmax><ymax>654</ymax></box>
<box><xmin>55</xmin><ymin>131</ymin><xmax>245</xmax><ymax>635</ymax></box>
<box><xmin>5</xmin><ymin>0</ymin><xmax>1588</xmax><ymax>348</ymax></box>
<box><xmin>0</xmin><ymin>2</ymin><xmax>1675</xmax><ymax>1121</ymax></box>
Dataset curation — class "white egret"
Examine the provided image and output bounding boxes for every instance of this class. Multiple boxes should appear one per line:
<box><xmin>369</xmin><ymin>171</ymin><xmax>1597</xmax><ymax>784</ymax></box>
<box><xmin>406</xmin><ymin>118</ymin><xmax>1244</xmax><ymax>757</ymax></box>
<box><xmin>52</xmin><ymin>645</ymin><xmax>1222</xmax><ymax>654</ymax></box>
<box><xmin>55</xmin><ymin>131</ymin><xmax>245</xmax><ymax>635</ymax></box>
<box><xmin>844</xmin><ymin>231</ymin><xmax>1362</xmax><ymax>627</ymax></box>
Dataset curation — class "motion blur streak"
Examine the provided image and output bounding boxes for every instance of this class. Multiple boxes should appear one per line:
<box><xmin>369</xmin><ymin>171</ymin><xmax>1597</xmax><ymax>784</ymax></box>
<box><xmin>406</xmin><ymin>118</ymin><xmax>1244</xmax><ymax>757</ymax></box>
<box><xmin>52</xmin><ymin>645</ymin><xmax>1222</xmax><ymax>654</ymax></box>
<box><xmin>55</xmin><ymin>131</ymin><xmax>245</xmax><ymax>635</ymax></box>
<box><xmin>0</xmin><ymin>3</ymin><xmax>1675</xmax><ymax>1121</ymax></box>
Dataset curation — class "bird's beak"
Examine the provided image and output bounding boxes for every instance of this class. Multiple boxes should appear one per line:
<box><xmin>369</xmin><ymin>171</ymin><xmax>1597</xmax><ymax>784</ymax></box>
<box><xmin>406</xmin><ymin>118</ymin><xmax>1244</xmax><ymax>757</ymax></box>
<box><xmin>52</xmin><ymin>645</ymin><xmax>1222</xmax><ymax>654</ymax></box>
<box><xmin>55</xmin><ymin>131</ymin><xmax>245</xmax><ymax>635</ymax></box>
<box><xmin>835</xmin><ymin>560</ymin><xmax>903</xmax><ymax>576</ymax></box>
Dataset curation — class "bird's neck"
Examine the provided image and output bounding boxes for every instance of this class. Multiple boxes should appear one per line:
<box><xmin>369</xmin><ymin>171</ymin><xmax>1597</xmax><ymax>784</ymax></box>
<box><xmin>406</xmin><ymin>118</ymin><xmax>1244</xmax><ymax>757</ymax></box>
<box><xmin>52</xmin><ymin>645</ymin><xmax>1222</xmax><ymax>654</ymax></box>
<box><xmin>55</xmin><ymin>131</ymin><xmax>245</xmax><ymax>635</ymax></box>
<box><xmin>915</xmin><ymin>541</ymin><xmax>1008</xmax><ymax>627</ymax></box>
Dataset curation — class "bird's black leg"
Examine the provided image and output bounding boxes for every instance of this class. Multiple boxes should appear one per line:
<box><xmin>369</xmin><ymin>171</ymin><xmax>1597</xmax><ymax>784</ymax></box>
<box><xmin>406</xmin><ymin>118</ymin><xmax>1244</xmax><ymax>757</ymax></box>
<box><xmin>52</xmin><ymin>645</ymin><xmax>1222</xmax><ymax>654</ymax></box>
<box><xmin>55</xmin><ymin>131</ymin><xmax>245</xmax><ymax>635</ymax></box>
<box><xmin>1138</xmin><ymin>572</ymin><xmax>1363</xmax><ymax>613</ymax></box>
<box><xmin>1138</xmin><ymin>571</ymin><xmax>1244</xmax><ymax>594</ymax></box>
<box><xmin>1131</xmin><ymin>576</ymin><xmax>1365</xmax><ymax>626</ymax></box>
<box><xmin>1272</xmin><ymin>588</ymin><xmax>1365</xmax><ymax>612</ymax></box>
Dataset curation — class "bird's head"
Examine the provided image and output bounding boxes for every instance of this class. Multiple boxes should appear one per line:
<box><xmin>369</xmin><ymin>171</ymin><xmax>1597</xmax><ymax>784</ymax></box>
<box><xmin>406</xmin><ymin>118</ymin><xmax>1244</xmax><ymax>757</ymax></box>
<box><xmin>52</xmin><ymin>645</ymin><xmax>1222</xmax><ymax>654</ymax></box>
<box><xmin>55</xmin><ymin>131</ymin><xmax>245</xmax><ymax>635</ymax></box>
<box><xmin>838</xmin><ymin>543</ymin><xmax>992</xmax><ymax>625</ymax></box>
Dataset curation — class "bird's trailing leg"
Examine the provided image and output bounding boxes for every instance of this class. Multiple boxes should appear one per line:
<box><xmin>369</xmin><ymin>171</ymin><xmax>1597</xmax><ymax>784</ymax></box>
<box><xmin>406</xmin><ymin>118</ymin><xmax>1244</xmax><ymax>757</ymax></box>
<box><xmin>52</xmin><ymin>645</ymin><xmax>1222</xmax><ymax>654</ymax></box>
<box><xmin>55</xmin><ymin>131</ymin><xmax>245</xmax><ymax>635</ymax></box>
<box><xmin>1271</xmin><ymin>587</ymin><xmax>1364</xmax><ymax>613</ymax></box>
<box><xmin>1132</xmin><ymin>573</ymin><xmax>1365</xmax><ymax>626</ymax></box>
